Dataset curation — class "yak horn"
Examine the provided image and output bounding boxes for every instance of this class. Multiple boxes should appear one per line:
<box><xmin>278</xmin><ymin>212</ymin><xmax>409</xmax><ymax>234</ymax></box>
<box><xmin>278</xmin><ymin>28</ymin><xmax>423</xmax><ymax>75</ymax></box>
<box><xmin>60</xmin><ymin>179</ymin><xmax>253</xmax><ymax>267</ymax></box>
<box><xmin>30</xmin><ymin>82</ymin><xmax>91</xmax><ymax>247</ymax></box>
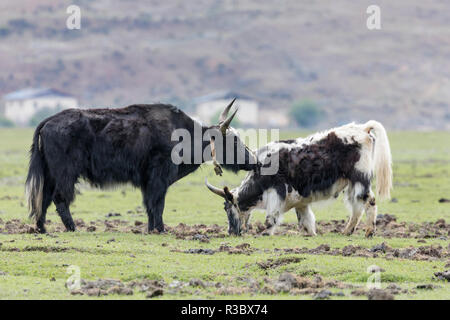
<box><xmin>205</xmin><ymin>178</ymin><xmax>226</xmax><ymax>198</ymax></box>
<box><xmin>220</xmin><ymin>107</ymin><xmax>238</xmax><ymax>134</ymax></box>
<box><xmin>219</xmin><ymin>98</ymin><xmax>236</xmax><ymax>123</ymax></box>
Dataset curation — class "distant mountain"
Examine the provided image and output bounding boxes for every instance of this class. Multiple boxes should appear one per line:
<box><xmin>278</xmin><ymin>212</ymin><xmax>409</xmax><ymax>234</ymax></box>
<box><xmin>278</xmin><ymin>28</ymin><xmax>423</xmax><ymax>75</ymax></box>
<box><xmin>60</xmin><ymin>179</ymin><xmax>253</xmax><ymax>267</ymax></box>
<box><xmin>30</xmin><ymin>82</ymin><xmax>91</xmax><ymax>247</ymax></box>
<box><xmin>0</xmin><ymin>0</ymin><xmax>449</xmax><ymax>129</ymax></box>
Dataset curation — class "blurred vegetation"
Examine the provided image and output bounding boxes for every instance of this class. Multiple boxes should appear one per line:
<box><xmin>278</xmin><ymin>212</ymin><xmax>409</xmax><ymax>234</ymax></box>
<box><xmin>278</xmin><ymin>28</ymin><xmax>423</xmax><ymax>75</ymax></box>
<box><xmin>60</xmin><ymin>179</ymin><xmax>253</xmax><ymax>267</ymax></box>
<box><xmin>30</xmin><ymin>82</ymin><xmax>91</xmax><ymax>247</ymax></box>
<box><xmin>0</xmin><ymin>26</ymin><xmax>11</xmax><ymax>38</ymax></box>
<box><xmin>0</xmin><ymin>116</ymin><xmax>14</xmax><ymax>128</ymax></box>
<box><xmin>289</xmin><ymin>100</ymin><xmax>325</xmax><ymax>128</ymax></box>
<box><xmin>8</xmin><ymin>18</ymin><xmax>34</xmax><ymax>32</ymax></box>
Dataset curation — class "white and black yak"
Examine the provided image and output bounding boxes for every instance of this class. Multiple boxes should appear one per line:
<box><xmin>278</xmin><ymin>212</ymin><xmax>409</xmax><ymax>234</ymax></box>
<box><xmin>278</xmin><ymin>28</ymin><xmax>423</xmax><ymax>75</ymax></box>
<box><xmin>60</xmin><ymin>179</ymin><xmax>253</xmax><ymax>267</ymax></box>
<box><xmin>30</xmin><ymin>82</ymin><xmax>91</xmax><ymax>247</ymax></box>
<box><xmin>26</xmin><ymin>99</ymin><xmax>258</xmax><ymax>233</ymax></box>
<box><xmin>206</xmin><ymin>120</ymin><xmax>393</xmax><ymax>237</ymax></box>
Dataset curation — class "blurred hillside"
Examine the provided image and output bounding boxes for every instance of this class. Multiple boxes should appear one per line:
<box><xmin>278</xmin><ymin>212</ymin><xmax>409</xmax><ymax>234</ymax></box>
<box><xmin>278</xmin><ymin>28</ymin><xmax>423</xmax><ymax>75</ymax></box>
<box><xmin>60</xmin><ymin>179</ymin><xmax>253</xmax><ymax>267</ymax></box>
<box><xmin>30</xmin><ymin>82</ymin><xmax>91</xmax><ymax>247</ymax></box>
<box><xmin>0</xmin><ymin>0</ymin><xmax>449</xmax><ymax>129</ymax></box>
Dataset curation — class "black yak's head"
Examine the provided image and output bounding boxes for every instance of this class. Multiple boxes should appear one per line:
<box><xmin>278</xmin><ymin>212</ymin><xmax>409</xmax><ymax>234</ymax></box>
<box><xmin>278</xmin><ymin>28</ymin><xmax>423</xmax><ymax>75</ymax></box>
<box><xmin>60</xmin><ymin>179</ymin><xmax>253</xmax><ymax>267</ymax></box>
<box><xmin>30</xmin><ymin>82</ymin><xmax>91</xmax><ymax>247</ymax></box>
<box><xmin>208</xmin><ymin>98</ymin><xmax>260</xmax><ymax>174</ymax></box>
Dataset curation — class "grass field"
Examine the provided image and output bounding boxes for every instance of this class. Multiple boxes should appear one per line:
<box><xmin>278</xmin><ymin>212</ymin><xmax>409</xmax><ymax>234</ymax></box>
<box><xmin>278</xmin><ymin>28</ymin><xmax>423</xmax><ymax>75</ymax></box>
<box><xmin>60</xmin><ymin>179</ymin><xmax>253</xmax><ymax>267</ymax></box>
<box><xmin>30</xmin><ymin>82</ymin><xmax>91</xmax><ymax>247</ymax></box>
<box><xmin>0</xmin><ymin>129</ymin><xmax>449</xmax><ymax>299</ymax></box>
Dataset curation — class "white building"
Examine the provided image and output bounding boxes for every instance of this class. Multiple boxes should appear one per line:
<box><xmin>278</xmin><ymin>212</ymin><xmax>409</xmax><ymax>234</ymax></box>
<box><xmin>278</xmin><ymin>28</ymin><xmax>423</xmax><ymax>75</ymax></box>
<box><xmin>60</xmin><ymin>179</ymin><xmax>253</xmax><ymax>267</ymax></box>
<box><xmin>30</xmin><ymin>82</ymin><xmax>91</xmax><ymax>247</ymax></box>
<box><xmin>2</xmin><ymin>88</ymin><xmax>78</xmax><ymax>125</ymax></box>
<box><xmin>194</xmin><ymin>91</ymin><xmax>259</xmax><ymax>127</ymax></box>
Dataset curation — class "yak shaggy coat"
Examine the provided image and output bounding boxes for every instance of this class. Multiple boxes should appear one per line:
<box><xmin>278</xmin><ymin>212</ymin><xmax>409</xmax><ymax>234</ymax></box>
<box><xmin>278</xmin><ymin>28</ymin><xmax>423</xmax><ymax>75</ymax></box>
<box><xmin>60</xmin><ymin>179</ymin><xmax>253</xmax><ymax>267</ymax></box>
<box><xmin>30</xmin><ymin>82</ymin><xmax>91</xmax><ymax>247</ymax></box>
<box><xmin>207</xmin><ymin>120</ymin><xmax>392</xmax><ymax>237</ymax></box>
<box><xmin>25</xmin><ymin>103</ymin><xmax>256</xmax><ymax>234</ymax></box>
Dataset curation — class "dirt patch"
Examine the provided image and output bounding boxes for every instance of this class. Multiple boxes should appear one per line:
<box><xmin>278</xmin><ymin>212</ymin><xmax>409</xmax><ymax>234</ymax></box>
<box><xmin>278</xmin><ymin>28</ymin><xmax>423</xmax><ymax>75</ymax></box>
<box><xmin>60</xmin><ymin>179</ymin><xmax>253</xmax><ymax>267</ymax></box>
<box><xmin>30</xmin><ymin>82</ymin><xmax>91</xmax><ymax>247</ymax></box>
<box><xmin>0</xmin><ymin>244</ymin><xmax>115</xmax><ymax>255</ymax></box>
<box><xmin>129</xmin><ymin>279</ymin><xmax>166</xmax><ymax>298</ymax></box>
<box><xmin>434</xmin><ymin>270</ymin><xmax>450</xmax><ymax>282</ymax></box>
<box><xmin>70</xmin><ymin>279</ymin><xmax>134</xmax><ymax>296</ymax></box>
<box><xmin>219</xmin><ymin>243</ymin><xmax>255</xmax><ymax>255</ymax></box>
<box><xmin>327</xmin><ymin>215</ymin><xmax>447</xmax><ymax>239</ymax></box>
<box><xmin>183</xmin><ymin>248</ymin><xmax>215</xmax><ymax>255</ymax></box>
<box><xmin>314</xmin><ymin>289</ymin><xmax>344</xmax><ymax>299</ymax></box>
<box><xmin>217</xmin><ymin>287</ymin><xmax>250</xmax><ymax>295</ymax></box>
<box><xmin>370</xmin><ymin>242</ymin><xmax>390</xmax><ymax>253</ymax></box>
<box><xmin>0</xmin><ymin>245</ymin><xmax>69</xmax><ymax>253</ymax></box>
<box><xmin>192</xmin><ymin>234</ymin><xmax>210</xmax><ymax>243</ymax></box>
<box><xmin>375</xmin><ymin>216</ymin><xmax>449</xmax><ymax>239</ymax></box>
<box><xmin>274</xmin><ymin>242</ymin><xmax>449</xmax><ymax>262</ymax></box>
<box><xmin>367</xmin><ymin>288</ymin><xmax>395</xmax><ymax>300</ymax></box>
<box><xmin>70</xmin><ymin>277</ymin><xmax>228</xmax><ymax>297</ymax></box>
<box><xmin>0</xmin><ymin>219</ymin><xmax>37</xmax><ymax>234</ymax></box>
<box><xmin>124</xmin><ymin>222</ymin><xmax>227</xmax><ymax>240</ymax></box>
<box><xmin>246</xmin><ymin>215</ymin><xmax>449</xmax><ymax>239</ymax></box>
<box><xmin>216</xmin><ymin>272</ymin><xmax>355</xmax><ymax>298</ymax></box>
<box><xmin>0</xmin><ymin>218</ymin><xmax>130</xmax><ymax>234</ymax></box>
<box><xmin>416</xmin><ymin>284</ymin><xmax>440</xmax><ymax>290</ymax></box>
<box><xmin>351</xmin><ymin>284</ymin><xmax>412</xmax><ymax>299</ymax></box>
<box><xmin>105</xmin><ymin>212</ymin><xmax>121</xmax><ymax>218</ymax></box>
<box><xmin>388</xmin><ymin>244</ymin><xmax>447</xmax><ymax>261</ymax></box>
<box><xmin>1</xmin><ymin>216</ymin><xmax>448</xmax><ymax>240</ymax></box>
<box><xmin>178</xmin><ymin>243</ymin><xmax>256</xmax><ymax>256</ymax></box>
<box><xmin>257</xmin><ymin>256</ymin><xmax>305</xmax><ymax>270</ymax></box>
<box><xmin>22</xmin><ymin>245</ymin><xmax>68</xmax><ymax>253</ymax></box>
<box><xmin>69</xmin><ymin>278</ymin><xmax>167</xmax><ymax>298</ymax></box>
<box><xmin>167</xmin><ymin>223</ymin><xmax>226</xmax><ymax>240</ymax></box>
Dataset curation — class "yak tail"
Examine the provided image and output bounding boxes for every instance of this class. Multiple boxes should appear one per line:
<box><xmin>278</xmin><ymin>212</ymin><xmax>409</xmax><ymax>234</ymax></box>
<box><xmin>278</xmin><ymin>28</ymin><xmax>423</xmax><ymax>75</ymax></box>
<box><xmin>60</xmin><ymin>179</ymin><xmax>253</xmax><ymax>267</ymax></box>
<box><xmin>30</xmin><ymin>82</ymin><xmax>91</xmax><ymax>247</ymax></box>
<box><xmin>25</xmin><ymin>121</ymin><xmax>47</xmax><ymax>222</ymax></box>
<box><xmin>364</xmin><ymin>120</ymin><xmax>393</xmax><ymax>201</ymax></box>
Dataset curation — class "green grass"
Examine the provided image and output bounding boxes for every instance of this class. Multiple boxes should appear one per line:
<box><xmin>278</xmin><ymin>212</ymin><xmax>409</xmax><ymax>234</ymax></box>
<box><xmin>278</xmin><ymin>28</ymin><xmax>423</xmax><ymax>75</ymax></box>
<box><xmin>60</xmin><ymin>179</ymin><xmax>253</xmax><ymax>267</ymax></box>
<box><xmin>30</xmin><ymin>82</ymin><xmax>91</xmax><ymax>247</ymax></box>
<box><xmin>0</xmin><ymin>129</ymin><xmax>449</xmax><ymax>300</ymax></box>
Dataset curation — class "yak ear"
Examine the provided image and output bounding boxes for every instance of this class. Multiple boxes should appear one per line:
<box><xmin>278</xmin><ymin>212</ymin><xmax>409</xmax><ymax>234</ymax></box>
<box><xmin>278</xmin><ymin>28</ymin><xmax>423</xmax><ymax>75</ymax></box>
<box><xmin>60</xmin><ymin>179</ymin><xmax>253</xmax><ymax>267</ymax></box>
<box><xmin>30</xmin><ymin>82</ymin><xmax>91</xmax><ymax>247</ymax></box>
<box><xmin>223</xmin><ymin>187</ymin><xmax>234</xmax><ymax>202</ymax></box>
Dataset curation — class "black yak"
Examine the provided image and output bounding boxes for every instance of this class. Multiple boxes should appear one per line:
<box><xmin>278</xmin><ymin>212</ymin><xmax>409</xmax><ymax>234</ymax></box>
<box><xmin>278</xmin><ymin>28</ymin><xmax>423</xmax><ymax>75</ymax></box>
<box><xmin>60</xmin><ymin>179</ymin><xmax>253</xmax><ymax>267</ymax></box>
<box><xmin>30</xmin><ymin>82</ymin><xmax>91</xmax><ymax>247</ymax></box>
<box><xmin>26</xmin><ymin>99</ymin><xmax>258</xmax><ymax>233</ymax></box>
<box><xmin>206</xmin><ymin>121</ymin><xmax>392</xmax><ymax>237</ymax></box>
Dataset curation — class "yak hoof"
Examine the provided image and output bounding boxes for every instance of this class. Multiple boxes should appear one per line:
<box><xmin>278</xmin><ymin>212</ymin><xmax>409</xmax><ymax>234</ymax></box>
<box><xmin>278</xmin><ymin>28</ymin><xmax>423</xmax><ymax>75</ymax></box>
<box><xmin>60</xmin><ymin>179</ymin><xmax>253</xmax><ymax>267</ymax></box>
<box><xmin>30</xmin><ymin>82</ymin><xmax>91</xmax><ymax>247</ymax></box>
<box><xmin>261</xmin><ymin>229</ymin><xmax>274</xmax><ymax>236</ymax></box>
<box><xmin>148</xmin><ymin>229</ymin><xmax>167</xmax><ymax>234</ymax></box>
<box><xmin>65</xmin><ymin>225</ymin><xmax>76</xmax><ymax>232</ymax></box>
<box><xmin>365</xmin><ymin>228</ymin><xmax>375</xmax><ymax>238</ymax></box>
<box><xmin>36</xmin><ymin>224</ymin><xmax>47</xmax><ymax>234</ymax></box>
<box><xmin>343</xmin><ymin>227</ymin><xmax>355</xmax><ymax>236</ymax></box>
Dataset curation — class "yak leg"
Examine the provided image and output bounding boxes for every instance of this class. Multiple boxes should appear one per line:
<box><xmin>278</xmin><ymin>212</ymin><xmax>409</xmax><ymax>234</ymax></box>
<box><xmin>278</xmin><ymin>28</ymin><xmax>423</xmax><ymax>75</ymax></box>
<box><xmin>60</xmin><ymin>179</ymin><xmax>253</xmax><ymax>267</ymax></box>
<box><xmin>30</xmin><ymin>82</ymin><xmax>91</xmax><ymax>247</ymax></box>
<box><xmin>144</xmin><ymin>189</ymin><xmax>168</xmax><ymax>233</ymax></box>
<box><xmin>142</xmin><ymin>185</ymin><xmax>155</xmax><ymax>232</ymax></box>
<box><xmin>53</xmin><ymin>194</ymin><xmax>75</xmax><ymax>232</ymax></box>
<box><xmin>152</xmin><ymin>161</ymin><xmax>178</xmax><ymax>233</ymax></box>
<box><xmin>36</xmin><ymin>180</ymin><xmax>55</xmax><ymax>233</ymax></box>
<box><xmin>262</xmin><ymin>190</ymin><xmax>283</xmax><ymax>236</ymax></box>
<box><xmin>263</xmin><ymin>212</ymin><xmax>281</xmax><ymax>236</ymax></box>
<box><xmin>343</xmin><ymin>204</ymin><xmax>364</xmax><ymax>236</ymax></box>
<box><xmin>343</xmin><ymin>183</ymin><xmax>366</xmax><ymax>236</ymax></box>
<box><xmin>364</xmin><ymin>190</ymin><xmax>377</xmax><ymax>238</ymax></box>
<box><xmin>52</xmin><ymin>174</ymin><xmax>76</xmax><ymax>232</ymax></box>
<box><xmin>153</xmin><ymin>195</ymin><xmax>167</xmax><ymax>233</ymax></box>
<box><xmin>144</xmin><ymin>161</ymin><xmax>173</xmax><ymax>233</ymax></box>
<box><xmin>242</xmin><ymin>212</ymin><xmax>252</xmax><ymax>232</ymax></box>
<box><xmin>295</xmin><ymin>205</ymin><xmax>317</xmax><ymax>236</ymax></box>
